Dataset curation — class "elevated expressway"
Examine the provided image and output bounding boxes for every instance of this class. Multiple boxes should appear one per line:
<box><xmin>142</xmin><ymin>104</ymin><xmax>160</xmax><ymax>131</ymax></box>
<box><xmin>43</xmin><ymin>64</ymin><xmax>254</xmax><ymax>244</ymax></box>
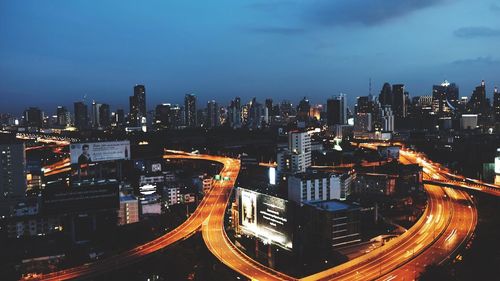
<box><xmin>24</xmin><ymin>152</ymin><xmax>240</xmax><ymax>281</ymax></box>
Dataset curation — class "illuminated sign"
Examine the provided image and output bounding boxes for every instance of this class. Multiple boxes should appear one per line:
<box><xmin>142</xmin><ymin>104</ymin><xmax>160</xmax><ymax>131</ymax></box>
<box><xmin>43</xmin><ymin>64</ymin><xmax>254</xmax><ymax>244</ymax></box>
<box><xmin>269</xmin><ymin>167</ymin><xmax>276</xmax><ymax>185</ymax></box>
<box><xmin>377</xmin><ymin>145</ymin><xmax>400</xmax><ymax>160</ymax></box>
<box><xmin>495</xmin><ymin>148</ymin><xmax>500</xmax><ymax>174</ymax></box>
<box><xmin>238</xmin><ymin>188</ymin><xmax>292</xmax><ymax>250</ymax></box>
<box><xmin>70</xmin><ymin>141</ymin><xmax>131</xmax><ymax>164</ymax></box>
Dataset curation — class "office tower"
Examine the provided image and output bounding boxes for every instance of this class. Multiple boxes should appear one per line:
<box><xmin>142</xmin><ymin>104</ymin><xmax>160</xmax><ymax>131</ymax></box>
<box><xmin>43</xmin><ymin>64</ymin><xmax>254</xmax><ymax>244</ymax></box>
<box><xmin>468</xmin><ymin>80</ymin><xmax>489</xmax><ymax>115</ymax></box>
<box><xmin>228</xmin><ymin>97</ymin><xmax>242</xmax><ymax>128</ymax></box>
<box><xmin>280</xmin><ymin>100</ymin><xmax>294</xmax><ymax>118</ymax></box>
<box><xmin>392</xmin><ymin>84</ymin><xmax>406</xmax><ymax>118</ymax></box>
<box><xmin>56</xmin><ymin>106</ymin><xmax>70</xmax><ymax>127</ymax></box>
<box><xmin>169</xmin><ymin>104</ymin><xmax>183</xmax><ymax>128</ymax></box>
<box><xmin>380</xmin><ymin>105</ymin><xmax>394</xmax><ymax>132</ymax></box>
<box><xmin>129</xmin><ymin>84</ymin><xmax>146</xmax><ymax>127</ymax></box>
<box><xmin>355</xmin><ymin>96</ymin><xmax>375</xmax><ymax>114</ymax></box>
<box><xmin>23</xmin><ymin>107</ymin><xmax>43</xmax><ymax>128</ymax></box>
<box><xmin>288</xmin><ymin>171</ymin><xmax>354</xmax><ymax>203</ymax></box>
<box><xmin>354</xmin><ymin>113</ymin><xmax>372</xmax><ymax>133</ymax></box>
<box><xmin>297</xmin><ymin>97</ymin><xmax>311</xmax><ymax>121</ymax></box>
<box><xmin>265</xmin><ymin>98</ymin><xmax>274</xmax><ymax>116</ymax></box>
<box><xmin>432</xmin><ymin>80</ymin><xmax>459</xmax><ymax>115</ymax></box>
<box><xmin>115</xmin><ymin>109</ymin><xmax>125</xmax><ymax>127</ymax></box>
<box><xmin>379</xmin><ymin>82</ymin><xmax>392</xmax><ymax>107</ymax></box>
<box><xmin>206</xmin><ymin>100</ymin><xmax>220</xmax><ymax>128</ymax></box>
<box><xmin>184</xmin><ymin>94</ymin><xmax>197</xmax><ymax>128</ymax></box>
<box><xmin>494</xmin><ymin>87</ymin><xmax>500</xmax><ymax>122</ymax></box>
<box><xmin>99</xmin><ymin>103</ymin><xmax>111</xmax><ymax>128</ymax></box>
<box><xmin>91</xmin><ymin>101</ymin><xmax>102</xmax><ymax>128</ymax></box>
<box><xmin>155</xmin><ymin>103</ymin><xmax>171</xmax><ymax>129</ymax></box>
<box><xmin>0</xmin><ymin>135</ymin><xmax>26</xmax><ymax>212</ymax></box>
<box><xmin>74</xmin><ymin>102</ymin><xmax>88</xmax><ymax>130</ymax></box>
<box><xmin>327</xmin><ymin>94</ymin><xmax>347</xmax><ymax>126</ymax></box>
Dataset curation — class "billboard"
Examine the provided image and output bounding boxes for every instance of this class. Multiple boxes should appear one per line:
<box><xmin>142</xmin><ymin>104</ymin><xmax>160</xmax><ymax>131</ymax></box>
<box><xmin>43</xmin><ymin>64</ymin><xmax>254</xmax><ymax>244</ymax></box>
<box><xmin>378</xmin><ymin>145</ymin><xmax>400</xmax><ymax>161</ymax></box>
<box><xmin>495</xmin><ymin>148</ymin><xmax>500</xmax><ymax>174</ymax></box>
<box><xmin>70</xmin><ymin>141</ymin><xmax>130</xmax><ymax>164</ymax></box>
<box><xmin>238</xmin><ymin>188</ymin><xmax>292</xmax><ymax>250</ymax></box>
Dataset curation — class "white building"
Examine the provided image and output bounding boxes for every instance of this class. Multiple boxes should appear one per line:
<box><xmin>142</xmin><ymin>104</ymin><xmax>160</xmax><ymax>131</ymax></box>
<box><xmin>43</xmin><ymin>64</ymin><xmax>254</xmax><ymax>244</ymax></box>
<box><xmin>288</xmin><ymin>171</ymin><xmax>355</xmax><ymax>204</ymax></box>
<box><xmin>289</xmin><ymin>131</ymin><xmax>311</xmax><ymax>173</ymax></box>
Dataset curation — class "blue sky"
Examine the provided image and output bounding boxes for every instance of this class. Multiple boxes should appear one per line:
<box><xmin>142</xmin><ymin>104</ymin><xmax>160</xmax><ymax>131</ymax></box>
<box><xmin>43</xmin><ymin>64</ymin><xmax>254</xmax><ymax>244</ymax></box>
<box><xmin>1</xmin><ymin>0</ymin><xmax>500</xmax><ymax>114</ymax></box>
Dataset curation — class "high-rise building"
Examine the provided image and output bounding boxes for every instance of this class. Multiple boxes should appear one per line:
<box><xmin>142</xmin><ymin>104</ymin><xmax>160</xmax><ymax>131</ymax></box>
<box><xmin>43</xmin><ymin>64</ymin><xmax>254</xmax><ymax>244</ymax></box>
<box><xmin>206</xmin><ymin>100</ymin><xmax>220</xmax><ymax>128</ymax></box>
<box><xmin>265</xmin><ymin>98</ymin><xmax>274</xmax><ymax>116</ymax></box>
<box><xmin>288</xmin><ymin>131</ymin><xmax>311</xmax><ymax>173</ymax></box>
<box><xmin>297</xmin><ymin>97</ymin><xmax>311</xmax><ymax>121</ymax></box>
<box><xmin>99</xmin><ymin>103</ymin><xmax>111</xmax><ymax>129</ymax></box>
<box><xmin>129</xmin><ymin>84</ymin><xmax>146</xmax><ymax>127</ymax></box>
<box><xmin>327</xmin><ymin>94</ymin><xmax>347</xmax><ymax>126</ymax></box>
<box><xmin>115</xmin><ymin>109</ymin><xmax>125</xmax><ymax>127</ymax></box>
<box><xmin>354</xmin><ymin>113</ymin><xmax>372</xmax><ymax>133</ymax></box>
<box><xmin>74</xmin><ymin>102</ymin><xmax>88</xmax><ymax>130</ymax></box>
<box><xmin>23</xmin><ymin>107</ymin><xmax>43</xmax><ymax>128</ymax></box>
<box><xmin>467</xmin><ymin>80</ymin><xmax>489</xmax><ymax>116</ymax></box>
<box><xmin>228</xmin><ymin>97</ymin><xmax>242</xmax><ymax>128</ymax></box>
<box><xmin>0</xmin><ymin>135</ymin><xmax>26</xmax><ymax>214</ymax></box>
<box><xmin>432</xmin><ymin>80</ymin><xmax>459</xmax><ymax>115</ymax></box>
<box><xmin>493</xmin><ymin>87</ymin><xmax>500</xmax><ymax>122</ymax></box>
<box><xmin>56</xmin><ymin>106</ymin><xmax>70</xmax><ymax>127</ymax></box>
<box><xmin>288</xmin><ymin>171</ymin><xmax>355</xmax><ymax>203</ymax></box>
<box><xmin>392</xmin><ymin>84</ymin><xmax>406</xmax><ymax>118</ymax></box>
<box><xmin>91</xmin><ymin>101</ymin><xmax>102</xmax><ymax>128</ymax></box>
<box><xmin>379</xmin><ymin>82</ymin><xmax>392</xmax><ymax>107</ymax></box>
<box><xmin>184</xmin><ymin>94</ymin><xmax>197</xmax><ymax>128</ymax></box>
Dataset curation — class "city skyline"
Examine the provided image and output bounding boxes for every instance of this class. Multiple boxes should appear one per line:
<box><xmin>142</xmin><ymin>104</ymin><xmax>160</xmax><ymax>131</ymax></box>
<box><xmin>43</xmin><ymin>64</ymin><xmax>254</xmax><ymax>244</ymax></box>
<box><xmin>2</xmin><ymin>1</ymin><xmax>500</xmax><ymax>113</ymax></box>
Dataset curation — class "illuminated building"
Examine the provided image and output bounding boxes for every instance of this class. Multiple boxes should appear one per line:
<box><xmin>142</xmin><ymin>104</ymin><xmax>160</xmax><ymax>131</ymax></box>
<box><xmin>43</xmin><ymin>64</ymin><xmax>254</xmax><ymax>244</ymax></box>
<box><xmin>56</xmin><ymin>106</ymin><xmax>70</xmax><ymax>127</ymax></box>
<box><xmin>0</xmin><ymin>135</ymin><xmax>26</xmax><ymax>215</ymax></box>
<box><xmin>206</xmin><ymin>100</ymin><xmax>220</xmax><ymax>128</ymax></box>
<box><xmin>129</xmin><ymin>84</ymin><xmax>147</xmax><ymax>127</ymax></box>
<box><xmin>184</xmin><ymin>93</ymin><xmax>197</xmax><ymax>127</ymax></box>
<box><xmin>460</xmin><ymin>114</ymin><xmax>478</xmax><ymax>130</ymax></box>
<box><xmin>432</xmin><ymin>80</ymin><xmax>459</xmax><ymax>115</ymax></box>
<box><xmin>493</xmin><ymin>87</ymin><xmax>500</xmax><ymax>122</ymax></box>
<box><xmin>118</xmin><ymin>194</ymin><xmax>139</xmax><ymax>225</ymax></box>
<box><xmin>287</xmin><ymin>170</ymin><xmax>355</xmax><ymax>203</ymax></box>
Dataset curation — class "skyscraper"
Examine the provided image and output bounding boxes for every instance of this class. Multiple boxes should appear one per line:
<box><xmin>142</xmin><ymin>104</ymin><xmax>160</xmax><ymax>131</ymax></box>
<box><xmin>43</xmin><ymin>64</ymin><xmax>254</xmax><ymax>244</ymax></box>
<box><xmin>467</xmin><ymin>80</ymin><xmax>489</xmax><ymax>116</ymax></box>
<box><xmin>297</xmin><ymin>97</ymin><xmax>311</xmax><ymax>121</ymax></box>
<box><xmin>56</xmin><ymin>106</ymin><xmax>70</xmax><ymax>127</ymax></box>
<box><xmin>0</xmin><ymin>135</ymin><xmax>26</xmax><ymax>213</ymax></box>
<box><xmin>91</xmin><ymin>101</ymin><xmax>102</xmax><ymax>128</ymax></box>
<box><xmin>23</xmin><ymin>107</ymin><xmax>43</xmax><ymax>128</ymax></box>
<box><xmin>327</xmin><ymin>94</ymin><xmax>346</xmax><ymax>126</ymax></box>
<box><xmin>494</xmin><ymin>87</ymin><xmax>500</xmax><ymax>122</ymax></box>
<box><xmin>99</xmin><ymin>103</ymin><xmax>111</xmax><ymax>129</ymax></box>
<box><xmin>392</xmin><ymin>84</ymin><xmax>406</xmax><ymax>118</ymax></box>
<box><xmin>129</xmin><ymin>84</ymin><xmax>146</xmax><ymax>127</ymax></box>
<box><xmin>379</xmin><ymin>83</ymin><xmax>392</xmax><ymax>107</ymax></box>
<box><xmin>432</xmin><ymin>80</ymin><xmax>459</xmax><ymax>115</ymax></box>
<box><xmin>74</xmin><ymin>101</ymin><xmax>88</xmax><ymax>130</ymax></box>
<box><xmin>184</xmin><ymin>94</ymin><xmax>197</xmax><ymax>128</ymax></box>
<box><xmin>206</xmin><ymin>100</ymin><xmax>220</xmax><ymax>128</ymax></box>
<box><xmin>228</xmin><ymin>97</ymin><xmax>242</xmax><ymax>128</ymax></box>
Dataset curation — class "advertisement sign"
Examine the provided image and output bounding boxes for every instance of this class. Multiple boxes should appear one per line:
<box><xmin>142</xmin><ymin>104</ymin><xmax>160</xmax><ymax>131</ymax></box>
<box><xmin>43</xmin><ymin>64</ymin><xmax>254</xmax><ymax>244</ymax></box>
<box><xmin>70</xmin><ymin>141</ymin><xmax>131</xmax><ymax>164</ymax></box>
<box><xmin>495</xmin><ymin>148</ymin><xmax>500</xmax><ymax>174</ymax></box>
<box><xmin>378</xmin><ymin>145</ymin><xmax>400</xmax><ymax>160</ymax></box>
<box><xmin>238</xmin><ymin>188</ymin><xmax>292</xmax><ymax>250</ymax></box>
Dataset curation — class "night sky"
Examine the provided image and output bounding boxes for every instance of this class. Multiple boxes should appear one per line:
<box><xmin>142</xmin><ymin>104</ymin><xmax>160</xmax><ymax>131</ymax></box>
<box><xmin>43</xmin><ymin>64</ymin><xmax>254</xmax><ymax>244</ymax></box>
<box><xmin>1</xmin><ymin>0</ymin><xmax>500</xmax><ymax>114</ymax></box>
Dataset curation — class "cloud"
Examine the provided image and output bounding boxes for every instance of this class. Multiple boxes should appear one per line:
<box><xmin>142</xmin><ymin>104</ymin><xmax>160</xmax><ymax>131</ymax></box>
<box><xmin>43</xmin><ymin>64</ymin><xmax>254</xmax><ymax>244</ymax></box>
<box><xmin>303</xmin><ymin>0</ymin><xmax>450</xmax><ymax>27</ymax></box>
<box><xmin>452</xmin><ymin>56</ymin><xmax>500</xmax><ymax>66</ymax></box>
<box><xmin>246</xmin><ymin>26</ymin><xmax>306</xmax><ymax>35</ymax></box>
<box><xmin>454</xmin><ymin>26</ymin><xmax>500</xmax><ymax>38</ymax></box>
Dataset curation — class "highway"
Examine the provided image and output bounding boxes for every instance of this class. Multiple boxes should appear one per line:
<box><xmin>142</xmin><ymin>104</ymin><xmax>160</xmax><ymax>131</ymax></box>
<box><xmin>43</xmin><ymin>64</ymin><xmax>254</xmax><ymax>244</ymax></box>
<box><xmin>23</xmin><ymin>152</ymin><xmax>239</xmax><ymax>281</ymax></box>
<box><xmin>203</xmin><ymin>145</ymin><xmax>478</xmax><ymax>281</ymax></box>
<box><xmin>24</xmin><ymin>144</ymin><xmax>480</xmax><ymax>281</ymax></box>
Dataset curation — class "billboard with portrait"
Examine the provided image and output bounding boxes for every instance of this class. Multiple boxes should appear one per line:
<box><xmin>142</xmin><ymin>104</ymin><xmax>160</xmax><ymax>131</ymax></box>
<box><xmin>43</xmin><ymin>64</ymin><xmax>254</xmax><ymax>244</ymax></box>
<box><xmin>70</xmin><ymin>141</ymin><xmax>131</xmax><ymax>165</ymax></box>
<box><xmin>378</xmin><ymin>145</ymin><xmax>401</xmax><ymax>161</ymax></box>
<box><xmin>238</xmin><ymin>188</ymin><xmax>292</xmax><ymax>250</ymax></box>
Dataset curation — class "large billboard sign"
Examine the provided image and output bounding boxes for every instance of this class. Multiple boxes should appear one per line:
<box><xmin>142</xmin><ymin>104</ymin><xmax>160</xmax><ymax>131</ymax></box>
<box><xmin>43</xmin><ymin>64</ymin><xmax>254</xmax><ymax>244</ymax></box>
<box><xmin>378</xmin><ymin>145</ymin><xmax>400</xmax><ymax>161</ymax></box>
<box><xmin>495</xmin><ymin>148</ymin><xmax>500</xmax><ymax>174</ymax></box>
<box><xmin>238</xmin><ymin>188</ymin><xmax>292</xmax><ymax>250</ymax></box>
<box><xmin>70</xmin><ymin>141</ymin><xmax>131</xmax><ymax>165</ymax></box>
